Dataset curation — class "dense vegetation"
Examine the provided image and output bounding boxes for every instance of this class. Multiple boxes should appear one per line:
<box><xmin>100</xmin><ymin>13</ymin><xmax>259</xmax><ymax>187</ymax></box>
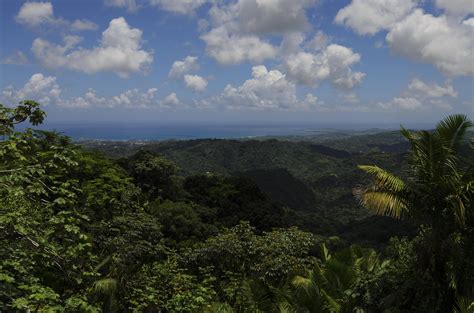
<box><xmin>1</xmin><ymin>101</ymin><xmax>473</xmax><ymax>312</ymax></box>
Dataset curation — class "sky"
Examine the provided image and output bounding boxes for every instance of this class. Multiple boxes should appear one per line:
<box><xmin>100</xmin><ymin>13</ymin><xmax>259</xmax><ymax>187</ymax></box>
<box><xmin>0</xmin><ymin>0</ymin><xmax>473</xmax><ymax>125</ymax></box>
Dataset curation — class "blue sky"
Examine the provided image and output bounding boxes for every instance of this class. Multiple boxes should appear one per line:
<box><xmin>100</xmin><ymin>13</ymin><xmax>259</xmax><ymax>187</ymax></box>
<box><xmin>0</xmin><ymin>0</ymin><xmax>473</xmax><ymax>124</ymax></box>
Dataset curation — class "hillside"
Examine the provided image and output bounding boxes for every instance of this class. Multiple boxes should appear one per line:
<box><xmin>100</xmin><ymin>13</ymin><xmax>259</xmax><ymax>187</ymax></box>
<box><xmin>3</xmin><ymin>102</ymin><xmax>473</xmax><ymax>312</ymax></box>
<box><xmin>82</xmin><ymin>131</ymin><xmax>409</xmax><ymax>222</ymax></box>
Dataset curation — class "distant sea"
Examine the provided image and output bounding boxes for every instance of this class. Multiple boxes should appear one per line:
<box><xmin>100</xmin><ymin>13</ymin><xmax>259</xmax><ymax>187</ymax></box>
<box><xmin>25</xmin><ymin>121</ymin><xmax>423</xmax><ymax>141</ymax></box>
<box><xmin>36</xmin><ymin>123</ymin><xmax>320</xmax><ymax>140</ymax></box>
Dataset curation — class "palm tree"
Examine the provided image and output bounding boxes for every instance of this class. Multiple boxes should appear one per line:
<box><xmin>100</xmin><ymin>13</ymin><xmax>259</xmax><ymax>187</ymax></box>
<box><xmin>357</xmin><ymin>114</ymin><xmax>474</xmax><ymax>311</ymax></box>
<box><xmin>357</xmin><ymin>114</ymin><xmax>473</xmax><ymax>230</ymax></box>
<box><xmin>290</xmin><ymin>244</ymin><xmax>385</xmax><ymax>313</ymax></box>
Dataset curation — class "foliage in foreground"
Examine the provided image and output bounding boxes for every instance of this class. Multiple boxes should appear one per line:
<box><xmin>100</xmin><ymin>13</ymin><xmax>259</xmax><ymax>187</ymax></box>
<box><xmin>1</xmin><ymin>101</ymin><xmax>473</xmax><ymax>312</ymax></box>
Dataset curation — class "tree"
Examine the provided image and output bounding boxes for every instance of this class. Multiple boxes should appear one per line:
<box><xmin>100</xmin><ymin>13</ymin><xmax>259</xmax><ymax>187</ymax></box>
<box><xmin>357</xmin><ymin>114</ymin><xmax>474</xmax><ymax>311</ymax></box>
<box><xmin>119</xmin><ymin>150</ymin><xmax>180</xmax><ymax>200</ymax></box>
<box><xmin>290</xmin><ymin>244</ymin><xmax>387</xmax><ymax>313</ymax></box>
<box><xmin>0</xmin><ymin>100</ymin><xmax>45</xmax><ymax>137</ymax></box>
<box><xmin>0</xmin><ymin>102</ymin><xmax>102</xmax><ymax>311</ymax></box>
<box><xmin>357</xmin><ymin>114</ymin><xmax>472</xmax><ymax>227</ymax></box>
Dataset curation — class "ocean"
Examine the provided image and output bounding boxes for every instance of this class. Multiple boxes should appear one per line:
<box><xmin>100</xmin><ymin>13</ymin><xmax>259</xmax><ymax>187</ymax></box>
<box><xmin>23</xmin><ymin>121</ymin><xmax>420</xmax><ymax>141</ymax></box>
<box><xmin>28</xmin><ymin>123</ymin><xmax>331</xmax><ymax>140</ymax></box>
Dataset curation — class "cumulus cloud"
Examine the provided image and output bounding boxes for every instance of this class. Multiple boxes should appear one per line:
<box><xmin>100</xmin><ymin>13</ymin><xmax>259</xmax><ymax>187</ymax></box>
<box><xmin>386</xmin><ymin>9</ymin><xmax>474</xmax><ymax>76</ymax></box>
<box><xmin>1</xmin><ymin>73</ymin><xmax>182</xmax><ymax>109</ymax></box>
<box><xmin>2</xmin><ymin>73</ymin><xmax>61</xmax><ymax>106</ymax></box>
<box><xmin>335</xmin><ymin>1</ymin><xmax>473</xmax><ymax>77</ymax></box>
<box><xmin>208</xmin><ymin>65</ymin><xmax>322</xmax><ymax>110</ymax></box>
<box><xmin>105</xmin><ymin>0</ymin><xmax>207</xmax><ymax>14</ymax></box>
<box><xmin>231</xmin><ymin>0</ymin><xmax>315</xmax><ymax>35</ymax></box>
<box><xmin>435</xmin><ymin>0</ymin><xmax>474</xmax><ymax>17</ymax></box>
<box><xmin>201</xmin><ymin>27</ymin><xmax>277</xmax><ymax>65</ymax></box>
<box><xmin>168</xmin><ymin>56</ymin><xmax>199</xmax><ymax>79</ymax></box>
<box><xmin>340</xmin><ymin>92</ymin><xmax>360</xmax><ymax>103</ymax></box>
<box><xmin>462</xmin><ymin>18</ymin><xmax>474</xmax><ymax>27</ymax></box>
<box><xmin>407</xmin><ymin>78</ymin><xmax>457</xmax><ymax>98</ymax></box>
<box><xmin>335</xmin><ymin>0</ymin><xmax>418</xmax><ymax>35</ymax></box>
<box><xmin>149</xmin><ymin>0</ymin><xmax>207</xmax><ymax>15</ymax></box>
<box><xmin>105</xmin><ymin>0</ymin><xmax>139</xmax><ymax>12</ymax></box>
<box><xmin>200</xmin><ymin>0</ymin><xmax>316</xmax><ymax>64</ymax></box>
<box><xmin>16</xmin><ymin>2</ymin><xmax>56</xmax><ymax>27</ymax></box>
<box><xmin>377</xmin><ymin>97</ymin><xmax>424</xmax><ymax>111</ymax></box>
<box><xmin>184</xmin><ymin>74</ymin><xmax>208</xmax><ymax>91</ymax></box>
<box><xmin>283</xmin><ymin>44</ymin><xmax>366</xmax><ymax>89</ymax></box>
<box><xmin>161</xmin><ymin>92</ymin><xmax>181</xmax><ymax>107</ymax></box>
<box><xmin>16</xmin><ymin>1</ymin><xmax>97</xmax><ymax>31</ymax></box>
<box><xmin>32</xmin><ymin>17</ymin><xmax>153</xmax><ymax>77</ymax></box>
<box><xmin>71</xmin><ymin>19</ymin><xmax>98</xmax><ymax>31</ymax></box>
<box><xmin>1</xmin><ymin>51</ymin><xmax>29</xmax><ymax>65</ymax></box>
<box><xmin>377</xmin><ymin>78</ymin><xmax>458</xmax><ymax>111</ymax></box>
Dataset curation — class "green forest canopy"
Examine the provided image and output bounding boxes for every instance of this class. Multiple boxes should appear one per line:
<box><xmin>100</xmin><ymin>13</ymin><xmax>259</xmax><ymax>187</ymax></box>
<box><xmin>1</xmin><ymin>101</ymin><xmax>473</xmax><ymax>312</ymax></box>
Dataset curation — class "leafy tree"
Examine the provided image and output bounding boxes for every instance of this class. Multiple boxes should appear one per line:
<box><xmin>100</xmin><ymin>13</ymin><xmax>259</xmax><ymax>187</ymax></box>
<box><xmin>0</xmin><ymin>100</ymin><xmax>45</xmax><ymax>136</ymax></box>
<box><xmin>125</xmin><ymin>258</ymin><xmax>217</xmax><ymax>312</ymax></box>
<box><xmin>182</xmin><ymin>222</ymin><xmax>318</xmax><ymax>310</ymax></box>
<box><xmin>148</xmin><ymin>200</ymin><xmax>219</xmax><ymax>247</ymax></box>
<box><xmin>183</xmin><ymin>175</ymin><xmax>285</xmax><ymax>230</ymax></box>
<box><xmin>118</xmin><ymin>150</ymin><xmax>181</xmax><ymax>200</ymax></box>
<box><xmin>0</xmin><ymin>102</ymin><xmax>101</xmax><ymax>311</ymax></box>
<box><xmin>357</xmin><ymin>114</ymin><xmax>474</xmax><ymax>311</ymax></box>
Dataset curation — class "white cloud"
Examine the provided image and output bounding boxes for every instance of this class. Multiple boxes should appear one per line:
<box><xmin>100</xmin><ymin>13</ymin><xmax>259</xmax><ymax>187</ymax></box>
<box><xmin>231</xmin><ymin>0</ymin><xmax>316</xmax><ymax>35</ymax></box>
<box><xmin>168</xmin><ymin>56</ymin><xmax>199</xmax><ymax>79</ymax></box>
<box><xmin>1</xmin><ymin>51</ymin><xmax>29</xmax><ymax>65</ymax></box>
<box><xmin>377</xmin><ymin>78</ymin><xmax>458</xmax><ymax>111</ymax></box>
<box><xmin>32</xmin><ymin>17</ymin><xmax>153</xmax><ymax>77</ymax></box>
<box><xmin>279</xmin><ymin>32</ymin><xmax>306</xmax><ymax>56</ymax></box>
<box><xmin>377</xmin><ymin>97</ymin><xmax>423</xmax><ymax>110</ymax></box>
<box><xmin>104</xmin><ymin>0</ymin><xmax>138</xmax><ymax>12</ymax></box>
<box><xmin>105</xmin><ymin>0</ymin><xmax>207</xmax><ymax>14</ymax></box>
<box><xmin>435</xmin><ymin>0</ymin><xmax>474</xmax><ymax>17</ymax></box>
<box><xmin>161</xmin><ymin>92</ymin><xmax>181</xmax><ymax>107</ymax></box>
<box><xmin>16</xmin><ymin>2</ymin><xmax>55</xmax><ymax>27</ymax></box>
<box><xmin>386</xmin><ymin>9</ymin><xmax>474</xmax><ymax>76</ymax></box>
<box><xmin>340</xmin><ymin>92</ymin><xmax>360</xmax><ymax>103</ymax></box>
<box><xmin>16</xmin><ymin>1</ymin><xmax>97</xmax><ymax>31</ymax></box>
<box><xmin>1</xmin><ymin>73</ymin><xmax>182</xmax><ymax>109</ymax></box>
<box><xmin>201</xmin><ymin>26</ymin><xmax>277</xmax><ymax>65</ymax></box>
<box><xmin>335</xmin><ymin>0</ymin><xmax>418</xmax><ymax>35</ymax></box>
<box><xmin>407</xmin><ymin>78</ymin><xmax>457</xmax><ymax>98</ymax></box>
<box><xmin>283</xmin><ymin>44</ymin><xmax>366</xmax><ymax>89</ymax></box>
<box><xmin>184</xmin><ymin>74</ymin><xmax>208</xmax><ymax>91</ymax></box>
<box><xmin>111</xmin><ymin>88</ymin><xmax>159</xmax><ymax>108</ymax></box>
<box><xmin>463</xmin><ymin>18</ymin><xmax>474</xmax><ymax>27</ymax></box>
<box><xmin>306</xmin><ymin>31</ymin><xmax>329</xmax><ymax>51</ymax></box>
<box><xmin>200</xmin><ymin>0</ymin><xmax>316</xmax><ymax>64</ymax></box>
<box><xmin>2</xmin><ymin>73</ymin><xmax>61</xmax><ymax>106</ymax></box>
<box><xmin>210</xmin><ymin>65</ymin><xmax>322</xmax><ymax>110</ymax></box>
<box><xmin>71</xmin><ymin>19</ymin><xmax>98</xmax><ymax>31</ymax></box>
<box><xmin>149</xmin><ymin>0</ymin><xmax>207</xmax><ymax>15</ymax></box>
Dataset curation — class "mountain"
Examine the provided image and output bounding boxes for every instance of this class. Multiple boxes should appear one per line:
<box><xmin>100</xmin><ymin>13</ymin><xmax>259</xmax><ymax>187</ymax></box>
<box><xmin>83</xmin><ymin>131</ymin><xmax>410</xmax><ymax>222</ymax></box>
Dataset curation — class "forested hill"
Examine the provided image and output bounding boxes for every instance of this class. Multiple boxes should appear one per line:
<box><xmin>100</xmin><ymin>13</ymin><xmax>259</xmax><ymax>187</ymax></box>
<box><xmin>82</xmin><ymin>131</ymin><xmax>473</xmax><ymax>222</ymax></box>
<box><xmin>82</xmin><ymin>133</ymin><xmax>408</xmax><ymax>221</ymax></box>
<box><xmin>2</xmin><ymin>102</ymin><xmax>473</xmax><ymax>312</ymax></box>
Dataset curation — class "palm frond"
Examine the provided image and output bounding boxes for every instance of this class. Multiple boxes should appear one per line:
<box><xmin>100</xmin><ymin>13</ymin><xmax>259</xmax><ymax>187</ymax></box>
<box><xmin>360</xmin><ymin>191</ymin><xmax>407</xmax><ymax>219</ymax></box>
<box><xmin>204</xmin><ymin>302</ymin><xmax>235</xmax><ymax>313</ymax></box>
<box><xmin>321</xmin><ymin>289</ymin><xmax>342</xmax><ymax>313</ymax></box>
<box><xmin>93</xmin><ymin>278</ymin><xmax>117</xmax><ymax>295</ymax></box>
<box><xmin>277</xmin><ymin>301</ymin><xmax>297</xmax><ymax>313</ymax></box>
<box><xmin>400</xmin><ymin>126</ymin><xmax>420</xmax><ymax>148</ymax></box>
<box><xmin>292</xmin><ymin>275</ymin><xmax>314</xmax><ymax>290</ymax></box>
<box><xmin>321</xmin><ymin>243</ymin><xmax>331</xmax><ymax>262</ymax></box>
<box><xmin>447</xmin><ymin>190</ymin><xmax>472</xmax><ymax>227</ymax></box>
<box><xmin>436</xmin><ymin>114</ymin><xmax>473</xmax><ymax>150</ymax></box>
<box><xmin>454</xmin><ymin>295</ymin><xmax>474</xmax><ymax>313</ymax></box>
<box><xmin>358</xmin><ymin>165</ymin><xmax>406</xmax><ymax>192</ymax></box>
